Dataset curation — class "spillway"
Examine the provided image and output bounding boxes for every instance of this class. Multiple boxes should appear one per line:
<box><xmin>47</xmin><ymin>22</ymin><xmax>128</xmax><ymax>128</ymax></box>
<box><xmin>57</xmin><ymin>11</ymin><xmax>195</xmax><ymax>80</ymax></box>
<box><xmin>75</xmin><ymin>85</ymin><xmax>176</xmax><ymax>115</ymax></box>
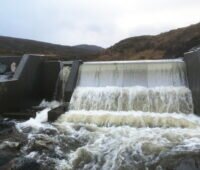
<box><xmin>16</xmin><ymin>59</ymin><xmax>200</xmax><ymax>170</ymax></box>
<box><xmin>76</xmin><ymin>59</ymin><xmax>187</xmax><ymax>87</ymax></box>
<box><xmin>69</xmin><ymin>59</ymin><xmax>193</xmax><ymax>115</ymax></box>
<box><xmin>70</xmin><ymin>86</ymin><xmax>193</xmax><ymax>114</ymax></box>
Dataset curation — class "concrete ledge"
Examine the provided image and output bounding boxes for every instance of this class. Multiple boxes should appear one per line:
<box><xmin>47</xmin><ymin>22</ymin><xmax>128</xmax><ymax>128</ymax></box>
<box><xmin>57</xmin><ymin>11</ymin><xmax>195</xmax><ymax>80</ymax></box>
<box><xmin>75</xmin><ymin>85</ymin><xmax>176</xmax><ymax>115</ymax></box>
<box><xmin>48</xmin><ymin>103</ymin><xmax>69</xmax><ymax>122</ymax></box>
<box><xmin>65</xmin><ymin>60</ymin><xmax>82</xmax><ymax>102</ymax></box>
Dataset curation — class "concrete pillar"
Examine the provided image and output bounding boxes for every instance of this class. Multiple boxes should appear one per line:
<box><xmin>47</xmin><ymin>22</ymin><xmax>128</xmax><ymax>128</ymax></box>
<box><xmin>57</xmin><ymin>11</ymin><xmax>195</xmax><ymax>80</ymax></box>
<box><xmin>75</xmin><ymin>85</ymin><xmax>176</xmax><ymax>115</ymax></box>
<box><xmin>184</xmin><ymin>49</ymin><xmax>200</xmax><ymax>115</ymax></box>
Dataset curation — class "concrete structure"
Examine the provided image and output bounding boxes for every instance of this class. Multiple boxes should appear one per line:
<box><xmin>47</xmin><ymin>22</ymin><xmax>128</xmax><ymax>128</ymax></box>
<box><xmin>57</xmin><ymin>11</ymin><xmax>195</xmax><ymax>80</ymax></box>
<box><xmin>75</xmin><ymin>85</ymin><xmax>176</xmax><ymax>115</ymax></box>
<box><xmin>0</xmin><ymin>55</ymin><xmax>44</xmax><ymax>114</ymax></box>
<box><xmin>0</xmin><ymin>55</ymin><xmax>60</xmax><ymax>115</ymax></box>
<box><xmin>184</xmin><ymin>49</ymin><xmax>200</xmax><ymax>115</ymax></box>
<box><xmin>48</xmin><ymin>60</ymin><xmax>82</xmax><ymax>121</ymax></box>
<box><xmin>64</xmin><ymin>60</ymin><xmax>82</xmax><ymax>101</ymax></box>
<box><xmin>0</xmin><ymin>54</ymin><xmax>81</xmax><ymax>120</ymax></box>
<box><xmin>1</xmin><ymin>49</ymin><xmax>200</xmax><ymax>120</ymax></box>
<box><xmin>48</xmin><ymin>103</ymin><xmax>68</xmax><ymax>122</ymax></box>
<box><xmin>42</xmin><ymin>60</ymin><xmax>61</xmax><ymax>100</ymax></box>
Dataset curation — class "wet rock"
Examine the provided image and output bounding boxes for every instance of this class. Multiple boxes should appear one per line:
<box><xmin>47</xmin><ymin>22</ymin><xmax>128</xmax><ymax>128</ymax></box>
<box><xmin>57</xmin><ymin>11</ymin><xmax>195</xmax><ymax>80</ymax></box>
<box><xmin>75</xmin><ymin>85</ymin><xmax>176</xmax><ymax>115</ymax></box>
<box><xmin>1</xmin><ymin>157</ymin><xmax>40</xmax><ymax>170</ymax></box>
<box><xmin>0</xmin><ymin>119</ymin><xmax>15</xmax><ymax>128</ymax></box>
<box><xmin>0</xmin><ymin>150</ymin><xmax>17</xmax><ymax>167</ymax></box>
<box><xmin>39</xmin><ymin>162</ymin><xmax>56</xmax><ymax>170</ymax></box>
<box><xmin>0</xmin><ymin>119</ymin><xmax>15</xmax><ymax>136</ymax></box>
<box><xmin>26</xmin><ymin>134</ymin><xmax>57</xmax><ymax>155</ymax></box>
<box><xmin>19</xmin><ymin>126</ymin><xmax>33</xmax><ymax>133</ymax></box>
<box><xmin>0</xmin><ymin>120</ymin><xmax>28</xmax><ymax>168</ymax></box>
<box><xmin>60</xmin><ymin>135</ymin><xmax>83</xmax><ymax>151</ymax></box>
<box><xmin>0</xmin><ymin>138</ymin><xmax>21</xmax><ymax>167</ymax></box>
<box><xmin>72</xmin><ymin>148</ymin><xmax>94</xmax><ymax>169</ymax></box>
<box><xmin>32</xmin><ymin>139</ymin><xmax>55</xmax><ymax>151</ymax></box>
<box><xmin>38</xmin><ymin>127</ymin><xmax>58</xmax><ymax>136</ymax></box>
<box><xmin>0</xmin><ymin>140</ymin><xmax>22</xmax><ymax>168</ymax></box>
<box><xmin>149</xmin><ymin>152</ymin><xmax>200</xmax><ymax>170</ymax></box>
<box><xmin>175</xmin><ymin>157</ymin><xmax>200</xmax><ymax>170</ymax></box>
<box><xmin>0</xmin><ymin>124</ymin><xmax>26</xmax><ymax>145</ymax></box>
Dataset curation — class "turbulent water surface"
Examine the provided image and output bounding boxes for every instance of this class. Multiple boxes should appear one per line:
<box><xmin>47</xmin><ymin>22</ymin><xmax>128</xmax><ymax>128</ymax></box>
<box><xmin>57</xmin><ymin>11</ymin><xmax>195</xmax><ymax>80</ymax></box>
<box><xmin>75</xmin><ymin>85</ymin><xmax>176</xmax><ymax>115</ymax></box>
<box><xmin>1</xmin><ymin>59</ymin><xmax>200</xmax><ymax>170</ymax></box>
<box><xmin>13</xmin><ymin>106</ymin><xmax>200</xmax><ymax>170</ymax></box>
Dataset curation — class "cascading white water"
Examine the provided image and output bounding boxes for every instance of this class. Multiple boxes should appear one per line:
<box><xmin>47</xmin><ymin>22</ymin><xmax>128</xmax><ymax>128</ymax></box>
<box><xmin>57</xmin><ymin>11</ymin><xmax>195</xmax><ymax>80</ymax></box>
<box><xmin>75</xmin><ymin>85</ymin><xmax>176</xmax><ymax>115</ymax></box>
<box><xmin>76</xmin><ymin>59</ymin><xmax>187</xmax><ymax>87</ymax></box>
<box><xmin>59</xmin><ymin>66</ymin><xmax>71</xmax><ymax>100</ymax></box>
<box><xmin>68</xmin><ymin>59</ymin><xmax>193</xmax><ymax>115</ymax></box>
<box><xmin>15</xmin><ymin>59</ymin><xmax>200</xmax><ymax>170</ymax></box>
<box><xmin>54</xmin><ymin>66</ymin><xmax>71</xmax><ymax>101</ymax></box>
<box><xmin>53</xmin><ymin>59</ymin><xmax>199</xmax><ymax>169</ymax></box>
<box><xmin>70</xmin><ymin>86</ymin><xmax>193</xmax><ymax>114</ymax></box>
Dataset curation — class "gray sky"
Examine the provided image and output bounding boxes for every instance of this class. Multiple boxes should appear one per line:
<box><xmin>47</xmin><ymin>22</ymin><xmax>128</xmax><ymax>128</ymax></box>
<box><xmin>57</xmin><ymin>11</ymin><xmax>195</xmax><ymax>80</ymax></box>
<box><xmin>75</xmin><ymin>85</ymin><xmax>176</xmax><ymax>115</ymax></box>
<box><xmin>0</xmin><ymin>0</ymin><xmax>200</xmax><ymax>47</ymax></box>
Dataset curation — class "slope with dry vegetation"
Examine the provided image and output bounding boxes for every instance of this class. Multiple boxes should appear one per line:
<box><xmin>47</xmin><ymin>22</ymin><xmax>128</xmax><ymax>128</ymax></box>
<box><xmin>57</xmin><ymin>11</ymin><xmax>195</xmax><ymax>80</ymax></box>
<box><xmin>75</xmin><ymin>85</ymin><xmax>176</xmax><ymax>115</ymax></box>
<box><xmin>96</xmin><ymin>22</ymin><xmax>200</xmax><ymax>60</ymax></box>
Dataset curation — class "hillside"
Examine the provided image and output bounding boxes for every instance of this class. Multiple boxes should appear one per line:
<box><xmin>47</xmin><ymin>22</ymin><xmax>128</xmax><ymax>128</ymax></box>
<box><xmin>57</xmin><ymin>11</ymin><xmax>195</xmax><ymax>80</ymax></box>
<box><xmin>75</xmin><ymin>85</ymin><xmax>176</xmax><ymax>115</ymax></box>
<box><xmin>73</xmin><ymin>44</ymin><xmax>104</xmax><ymax>53</ymax></box>
<box><xmin>96</xmin><ymin>22</ymin><xmax>200</xmax><ymax>60</ymax></box>
<box><xmin>0</xmin><ymin>22</ymin><xmax>200</xmax><ymax>61</ymax></box>
<box><xmin>0</xmin><ymin>36</ymin><xmax>104</xmax><ymax>60</ymax></box>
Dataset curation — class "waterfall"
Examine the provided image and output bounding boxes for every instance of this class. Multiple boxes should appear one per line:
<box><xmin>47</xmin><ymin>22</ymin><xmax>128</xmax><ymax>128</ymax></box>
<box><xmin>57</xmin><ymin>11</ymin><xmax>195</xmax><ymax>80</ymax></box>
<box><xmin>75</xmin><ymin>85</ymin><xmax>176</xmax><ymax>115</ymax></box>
<box><xmin>52</xmin><ymin>59</ymin><xmax>194</xmax><ymax>129</ymax></box>
<box><xmin>67</xmin><ymin>59</ymin><xmax>191</xmax><ymax>110</ymax></box>
<box><xmin>15</xmin><ymin>59</ymin><xmax>200</xmax><ymax>170</ymax></box>
<box><xmin>69</xmin><ymin>86</ymin><xmax>193</xmax><ymax>114</ymax></box>
<box><xmin>76</xmin><ymin>59</ymin><xmax>187</xmax><ymax>87</ymax></box>
<box><xmin>54</xmin><ymin>66</ymin><xmax>71</xmax><ymax>101</ymax></box>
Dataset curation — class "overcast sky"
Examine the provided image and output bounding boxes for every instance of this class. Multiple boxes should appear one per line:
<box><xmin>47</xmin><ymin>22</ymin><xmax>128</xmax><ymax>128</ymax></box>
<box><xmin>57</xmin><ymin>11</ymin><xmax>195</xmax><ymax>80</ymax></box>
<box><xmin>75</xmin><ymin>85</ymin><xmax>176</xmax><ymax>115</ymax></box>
<box><xmin>0</xmin><ymin>0</ymin><xmax>200</xmax><ymax>47</ymax></box>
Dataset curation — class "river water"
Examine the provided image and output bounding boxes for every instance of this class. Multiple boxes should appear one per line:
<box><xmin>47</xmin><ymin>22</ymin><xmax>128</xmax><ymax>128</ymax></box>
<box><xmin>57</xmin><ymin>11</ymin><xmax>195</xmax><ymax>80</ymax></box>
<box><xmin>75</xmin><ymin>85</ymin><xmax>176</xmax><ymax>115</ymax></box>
<box><xmin>2</xmin><ymin>59</ymin><xmax>200</xmax><ymax>170</ymax></box>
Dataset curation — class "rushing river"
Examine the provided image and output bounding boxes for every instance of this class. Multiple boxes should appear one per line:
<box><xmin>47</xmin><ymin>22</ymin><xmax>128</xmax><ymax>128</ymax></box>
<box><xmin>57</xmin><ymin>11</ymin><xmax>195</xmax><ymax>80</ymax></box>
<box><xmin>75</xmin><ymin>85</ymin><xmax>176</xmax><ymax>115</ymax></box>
<box><xmin>1</xmin><ymin>59</ymin><xmax>200</xmax><ymax>170</ymax></box>
<box><xmin>14</xmin><ymin>97</ymin><xmax>200</xmax><ymax>170</ymax></box>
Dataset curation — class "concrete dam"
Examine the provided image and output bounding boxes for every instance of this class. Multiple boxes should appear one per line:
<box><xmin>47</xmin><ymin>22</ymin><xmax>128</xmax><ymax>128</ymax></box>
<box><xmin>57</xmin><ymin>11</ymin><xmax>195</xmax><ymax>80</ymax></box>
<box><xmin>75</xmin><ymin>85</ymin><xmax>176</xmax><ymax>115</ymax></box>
<box><xmin>1</xmin><ymin>49</ymin><xmax>200</xmax><ymax>169</ymax></box>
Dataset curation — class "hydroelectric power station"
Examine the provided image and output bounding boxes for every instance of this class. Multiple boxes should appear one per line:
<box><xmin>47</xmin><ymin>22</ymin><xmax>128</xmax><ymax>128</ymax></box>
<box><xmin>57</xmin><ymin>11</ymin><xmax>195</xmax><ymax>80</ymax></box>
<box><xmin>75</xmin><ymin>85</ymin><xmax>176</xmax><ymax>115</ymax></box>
<box><xmin>1</xmin><ymin>49</ymin><xmax>200</xmax><ymax>169</ymax></box>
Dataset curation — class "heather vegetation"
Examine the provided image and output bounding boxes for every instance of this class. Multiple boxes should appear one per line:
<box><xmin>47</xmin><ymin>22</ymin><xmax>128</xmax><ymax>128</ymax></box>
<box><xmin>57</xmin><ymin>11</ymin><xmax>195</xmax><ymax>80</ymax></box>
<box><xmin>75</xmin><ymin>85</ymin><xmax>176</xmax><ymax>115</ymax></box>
<box><xmin>98</xmin><ymin>22</ymin><xmax>200</xmax><ymax>60</ymax></box>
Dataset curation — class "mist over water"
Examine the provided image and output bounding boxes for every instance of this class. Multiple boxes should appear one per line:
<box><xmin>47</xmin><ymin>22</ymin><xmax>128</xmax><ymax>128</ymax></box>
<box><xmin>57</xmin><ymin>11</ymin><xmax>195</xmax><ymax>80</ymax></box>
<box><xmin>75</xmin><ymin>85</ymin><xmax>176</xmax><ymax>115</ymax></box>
<box><xmin>13</xmin><ymin>59</ymin><xmax>200</xmax><ymax>170</ymax></box>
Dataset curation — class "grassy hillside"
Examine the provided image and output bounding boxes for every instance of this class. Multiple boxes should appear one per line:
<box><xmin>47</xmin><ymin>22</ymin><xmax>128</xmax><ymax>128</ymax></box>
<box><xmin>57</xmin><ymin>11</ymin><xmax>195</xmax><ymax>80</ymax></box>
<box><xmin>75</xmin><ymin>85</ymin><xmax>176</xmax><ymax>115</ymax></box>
<box><xmin>97</xmin><ymin>23</ymin><xmax>200</xmax><ymax>60</ymax></box>
<box><xmin>73</xmin><ymin>44</ymin><xmax>104</xmax><ymax>53</ymax></box>
<box><xmin>0</xmin><ymin>36</ymin><xmax>104</xmax><ymax>60</ymax></box>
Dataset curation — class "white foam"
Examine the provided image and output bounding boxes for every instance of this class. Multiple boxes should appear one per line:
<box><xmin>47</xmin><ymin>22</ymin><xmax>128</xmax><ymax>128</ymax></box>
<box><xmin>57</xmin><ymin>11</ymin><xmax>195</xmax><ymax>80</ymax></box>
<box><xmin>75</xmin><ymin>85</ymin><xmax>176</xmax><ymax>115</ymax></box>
<box><xmin>57</xmin><ymin>110</ymin><xmax>199</xmax><ymax>128</ymax></box>
<box><xmin>39</xmin><ymin>100</ymin><xmax>60</xmax><ymax>108</ymax></box>
<box><xmin>0</xmin><ymin>141</ymin><xmax>19</xmax><ymax>149</ymax></box>
<box><xmin>17</xmin><ymin>100</ymin><xmax>60</xmax><ymax>132</ymax></box>
<box><xmin>70</xmin><ymin>86</ymin><xmax>193</xmax><ymax>114</ymax></box>
<box><xmin>52</xmin><ymin>122</ymin><xmax>200</xmax><ymax>170</ymax></box>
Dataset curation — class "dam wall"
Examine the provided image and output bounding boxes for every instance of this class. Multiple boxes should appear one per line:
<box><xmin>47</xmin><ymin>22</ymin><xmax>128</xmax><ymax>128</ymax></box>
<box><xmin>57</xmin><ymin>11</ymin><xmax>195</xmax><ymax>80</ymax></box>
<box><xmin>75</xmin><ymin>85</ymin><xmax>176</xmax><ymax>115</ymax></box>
<box><xmin>0</xmin><ymin>54</ymin><xmax>81</xmax><ymax>117</ymax></box>
<box><xmin>184</xmin><ymin>49</ymin><xmax>200</xmax><ymax>115</ymax></box>
<box><xmin>42</xmin><ymin>61</ymin><xmax>61</xmax><ymax>100</ymax></box>
<box><xmin>0</xmin><ymin>55</ymin><xmax>44</xmax><ymax>113</ymax></box>
<box><xmin>1</xmin><ymin>50</ymin><xmax>200</xmax><ymax>118</ymax></box>
<box><xmin>0</xmin><ymin>55</ymin><xmax>61</xmax><ymax>114</ymax></box>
